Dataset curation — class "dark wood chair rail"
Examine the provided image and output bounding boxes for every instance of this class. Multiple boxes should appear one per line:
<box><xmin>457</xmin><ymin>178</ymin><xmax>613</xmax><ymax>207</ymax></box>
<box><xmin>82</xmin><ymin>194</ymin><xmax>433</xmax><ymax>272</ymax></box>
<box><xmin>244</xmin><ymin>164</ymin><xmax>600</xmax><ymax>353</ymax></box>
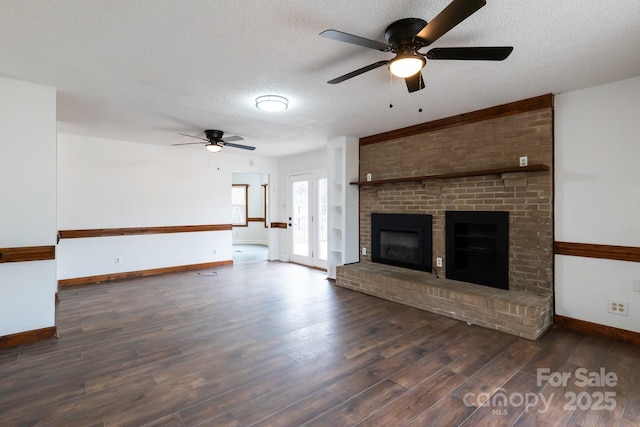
<box><xmin>554</xmin><ymin>241</ymin><xmax>640</xmax><ymax>263</ymax></box>
<box><xmin>0</xmin><ymin>246</ymin><xmax>56</xmax><ymax>263</ymax></box>
<box><xmin>58</xmin><ymin>224</ymin><xmax>232</xmax><ymax>239</ymax></box>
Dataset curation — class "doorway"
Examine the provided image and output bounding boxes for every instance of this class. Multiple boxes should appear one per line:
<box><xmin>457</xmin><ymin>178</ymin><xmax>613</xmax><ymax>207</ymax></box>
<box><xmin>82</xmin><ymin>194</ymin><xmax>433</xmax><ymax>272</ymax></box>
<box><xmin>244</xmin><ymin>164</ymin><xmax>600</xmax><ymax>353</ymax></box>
<box><xmin>232</xmin><ymin>172</ymin><xmax>269</xmax><ymax>263</ymax></box>
<box><xmin>288</xmin><ymin>171</ymin><xmax>327</xmax><ymax>270</ymax></box>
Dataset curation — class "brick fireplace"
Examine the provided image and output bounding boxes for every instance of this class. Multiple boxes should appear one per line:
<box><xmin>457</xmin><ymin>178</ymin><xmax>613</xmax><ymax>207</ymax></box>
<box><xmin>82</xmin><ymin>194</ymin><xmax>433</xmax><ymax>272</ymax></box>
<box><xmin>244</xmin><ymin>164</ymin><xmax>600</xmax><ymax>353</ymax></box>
<box><xmin>336</xmin><ymin>95</ymin><xmax>554</xmax><ymax>340</ymax></box>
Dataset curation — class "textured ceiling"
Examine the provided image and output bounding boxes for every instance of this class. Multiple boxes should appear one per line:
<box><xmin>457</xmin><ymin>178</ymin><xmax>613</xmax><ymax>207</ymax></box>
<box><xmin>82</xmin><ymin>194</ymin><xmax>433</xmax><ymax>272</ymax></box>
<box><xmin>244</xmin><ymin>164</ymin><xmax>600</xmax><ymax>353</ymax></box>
<box><xmin>1</xmin><ymin>0</ymin><xmax>639</xmax><ymax>157</ymax></box>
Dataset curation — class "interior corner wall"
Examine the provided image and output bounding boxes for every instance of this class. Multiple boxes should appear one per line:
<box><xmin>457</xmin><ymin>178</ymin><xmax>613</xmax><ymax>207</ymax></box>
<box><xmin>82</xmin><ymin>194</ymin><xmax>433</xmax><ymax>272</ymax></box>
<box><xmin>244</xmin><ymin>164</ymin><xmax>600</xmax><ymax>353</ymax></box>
<box><xmin>0</xmin><ymin>76</ymin><xmax>57</xmax><ymax>336</ymax></box>
<box><xmin>555</xmin><ymin>75</ymin><xmax>640</xmax><ymax>332</ymax></box>
<box><xmin>57</xmin><ymin>134</ymin><xmax>278</xmax><ymax>280</ymax></box>
<box><xmin>276</xmin><ymin>148</ymin><xmax>328</xmax><ymax>261</ymax></box>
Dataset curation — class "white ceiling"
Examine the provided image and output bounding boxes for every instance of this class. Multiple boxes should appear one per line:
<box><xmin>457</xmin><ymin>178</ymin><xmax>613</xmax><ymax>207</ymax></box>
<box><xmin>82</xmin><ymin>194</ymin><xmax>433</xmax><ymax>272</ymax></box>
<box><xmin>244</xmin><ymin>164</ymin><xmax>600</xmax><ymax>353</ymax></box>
<box><xmin>1</xmin><ymin>0</ymin><xmax>639</xmax><ymax>158</ymax></box>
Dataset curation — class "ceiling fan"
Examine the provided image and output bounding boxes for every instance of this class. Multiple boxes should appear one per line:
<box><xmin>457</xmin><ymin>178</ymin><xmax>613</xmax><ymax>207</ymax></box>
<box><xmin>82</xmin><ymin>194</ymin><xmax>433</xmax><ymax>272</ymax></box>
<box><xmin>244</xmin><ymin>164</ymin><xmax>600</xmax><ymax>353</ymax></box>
<box><xmin>320</xmin><ymin>0</ymin><xmax>513</xmax><ymax>92</ymax></box>
<box><xmin>172</xmin><ymin>129</ymin><xmax>255</xmax><ymax>153</ymax></box>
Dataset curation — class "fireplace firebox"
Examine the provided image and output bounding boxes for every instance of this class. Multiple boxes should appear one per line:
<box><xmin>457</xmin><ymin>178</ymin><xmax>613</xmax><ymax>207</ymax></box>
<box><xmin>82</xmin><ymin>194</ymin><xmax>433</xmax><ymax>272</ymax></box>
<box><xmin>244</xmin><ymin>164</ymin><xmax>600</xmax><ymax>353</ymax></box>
<box><xmin>371</xmin><ymin>213</ymin><xmax>433</xmax><ymax>272</ymax></box>
<box><xmin>445</xmin><ymin>211</ymin><xmax>509</xmax><ymax>290</ymax></box>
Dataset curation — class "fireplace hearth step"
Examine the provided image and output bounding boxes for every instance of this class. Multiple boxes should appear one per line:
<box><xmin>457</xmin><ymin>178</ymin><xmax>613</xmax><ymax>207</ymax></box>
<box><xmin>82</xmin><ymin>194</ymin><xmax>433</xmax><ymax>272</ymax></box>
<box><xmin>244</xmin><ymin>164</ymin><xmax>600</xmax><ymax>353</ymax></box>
<box><xmin>336</xmin><ymin>262</ymin><xmax>552</xmax><ymax>340</ymax></box>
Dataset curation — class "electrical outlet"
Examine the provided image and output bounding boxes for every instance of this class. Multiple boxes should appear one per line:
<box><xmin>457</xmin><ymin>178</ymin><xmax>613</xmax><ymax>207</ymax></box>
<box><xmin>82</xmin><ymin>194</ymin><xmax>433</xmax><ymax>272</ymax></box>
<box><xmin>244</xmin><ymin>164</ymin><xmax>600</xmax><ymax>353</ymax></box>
<box><xmin>212</xmin><ymin>249</ymin><xmax>217</xmax><ymax>255</ymax></box>
<box><xmin>114</xmin><ymin>256</ymin><xmax>121</xmax><ymax>264</ymax></box>
<box><xmin>608</xmin><ymin>299</ymin><xmax>629</xmax><ymax>316</ymax></box>
<box><xmin>436</xmin><ymin>257</ymin><xmax>443</xmax><ymax>267</ymax></box>
<box><xmin>366</xmin><ymin>173</ymin><xmax>372</xmax><ymax>182</ymax></box>
<box><xmin>633</xmin><ymin>279</ymin><xmax>640</xmax><ymax>292</ymax></box>
<box><xmin>519</xmin><ymin>156</ymin><xmax>528</xmax><ymax>167</ymax></box>
<box><xmin>362</xmin><ymin>247</ymin><xmax>367</xmax><ymax>256</ymax></box>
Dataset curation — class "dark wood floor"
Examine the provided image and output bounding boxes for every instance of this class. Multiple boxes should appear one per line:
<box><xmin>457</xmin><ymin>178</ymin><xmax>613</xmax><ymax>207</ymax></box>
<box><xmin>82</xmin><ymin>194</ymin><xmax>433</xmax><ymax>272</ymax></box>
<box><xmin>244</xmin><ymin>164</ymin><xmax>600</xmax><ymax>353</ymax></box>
<box><xmin>1</xmin><ymin>261</ymin><xmax>639</xmax><ymax>426</ymax></box>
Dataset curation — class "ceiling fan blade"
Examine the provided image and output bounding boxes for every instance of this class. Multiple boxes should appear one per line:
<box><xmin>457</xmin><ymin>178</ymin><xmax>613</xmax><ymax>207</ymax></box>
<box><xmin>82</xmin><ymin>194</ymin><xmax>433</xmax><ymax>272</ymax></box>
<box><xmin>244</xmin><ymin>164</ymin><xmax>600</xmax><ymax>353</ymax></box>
<box><xmin>416</xmin><ymin>0</ymin><xmax>486</xmax><ymax>45</ymax></box>
<box><xmin>171</xmin><ymin>142</ymin><xmax>204</xmax><ymax>146</ymax></box>
<box><xmin>328</xmin><ymin>60</ymin><xmax>389</xmax><ymax>84</ymax></box>
<box><xmin>222</xmin><ymin>142</ymin><xmax>256</xmax><ymax>151</ymax></box>
<box><xmin>320</xmin><ymin>29</ymin><xmax>390</xmax><ymax>51</ymax></box>
<box><xmin>427</xmin><ymin>46</ymin><xmax>513</xmax><ymax>60</ymax></box>
<box><xmin>405</xmin><ymin>72</ymin><xmax>425</xmax><ymax>93</ymax></box>
<box><xmin>221</xmin><ymin>135</ymin><xmax>244</xmax><ymax>143</ymax></box>
<box><xmin>178</xmin><ymin>133</ymin><xmax>208</xmax><ymax>142</ymax></box>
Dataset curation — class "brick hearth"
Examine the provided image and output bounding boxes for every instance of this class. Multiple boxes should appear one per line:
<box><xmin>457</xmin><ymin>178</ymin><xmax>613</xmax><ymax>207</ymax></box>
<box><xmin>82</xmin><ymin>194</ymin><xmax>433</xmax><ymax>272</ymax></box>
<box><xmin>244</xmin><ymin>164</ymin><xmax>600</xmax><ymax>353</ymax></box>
<box><xmin>337</xmin><ymin>262</ymin><xmax>552</xmax><ymax>340</ymax></box>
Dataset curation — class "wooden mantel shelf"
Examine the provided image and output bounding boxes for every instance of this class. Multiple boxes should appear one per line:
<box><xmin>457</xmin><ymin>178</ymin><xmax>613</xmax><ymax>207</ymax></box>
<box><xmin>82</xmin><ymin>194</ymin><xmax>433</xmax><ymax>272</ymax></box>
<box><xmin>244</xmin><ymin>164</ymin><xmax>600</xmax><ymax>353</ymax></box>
<box><xmin>350</xmin><ymin>164</ymin><xmax>550</xmax><ymax>186</ymax></box>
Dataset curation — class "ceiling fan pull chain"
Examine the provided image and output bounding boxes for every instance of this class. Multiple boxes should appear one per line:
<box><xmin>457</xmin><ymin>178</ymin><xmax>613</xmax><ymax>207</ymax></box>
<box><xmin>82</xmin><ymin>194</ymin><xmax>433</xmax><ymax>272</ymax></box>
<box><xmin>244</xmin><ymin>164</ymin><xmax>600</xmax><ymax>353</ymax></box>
<box><xmin>389</xmin><ymin>71</ymin><xmax>393</xmax><ymax>108</ymax></box>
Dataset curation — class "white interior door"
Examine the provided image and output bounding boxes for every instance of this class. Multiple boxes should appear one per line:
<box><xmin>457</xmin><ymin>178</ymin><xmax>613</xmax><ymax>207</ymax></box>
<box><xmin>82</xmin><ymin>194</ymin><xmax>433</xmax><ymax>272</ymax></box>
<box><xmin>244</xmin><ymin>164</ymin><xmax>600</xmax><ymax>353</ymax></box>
<box><xmin>289</xmin><ymin>172</ymin><xmax>327</xmax><ymax>269</ymax></box>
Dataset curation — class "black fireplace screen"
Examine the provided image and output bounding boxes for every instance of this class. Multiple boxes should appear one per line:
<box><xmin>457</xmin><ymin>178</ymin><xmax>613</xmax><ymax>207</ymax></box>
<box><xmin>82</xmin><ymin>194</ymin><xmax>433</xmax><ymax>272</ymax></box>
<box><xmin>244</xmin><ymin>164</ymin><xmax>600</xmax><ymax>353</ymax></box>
<box><xmin>445</xmin><ymin>211</ymin><xmax>509</xmax><ymax>289</ymax></box>
<box><xmin>371</xmin><ymin>213</ymin><xmax>432</xmax><ymax>272</ymax></box>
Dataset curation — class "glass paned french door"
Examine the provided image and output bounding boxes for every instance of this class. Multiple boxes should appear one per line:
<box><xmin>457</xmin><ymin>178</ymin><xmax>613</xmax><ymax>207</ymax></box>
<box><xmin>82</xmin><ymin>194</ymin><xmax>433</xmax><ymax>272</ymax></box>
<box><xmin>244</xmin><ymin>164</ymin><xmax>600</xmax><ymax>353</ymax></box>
<box><xmin>289</xmin><ymin>172</ymin><xmax>327</xmax><ymax>269</ymax></box>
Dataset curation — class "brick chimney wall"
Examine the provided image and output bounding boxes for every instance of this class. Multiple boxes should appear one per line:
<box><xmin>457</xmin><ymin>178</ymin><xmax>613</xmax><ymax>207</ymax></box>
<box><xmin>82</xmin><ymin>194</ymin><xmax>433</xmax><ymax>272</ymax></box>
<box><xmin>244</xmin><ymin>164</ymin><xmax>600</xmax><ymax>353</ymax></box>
<box><xmin>358</xmin><ymin>108</ymin><xmax>553</xmax><ymax>296</ymax></box>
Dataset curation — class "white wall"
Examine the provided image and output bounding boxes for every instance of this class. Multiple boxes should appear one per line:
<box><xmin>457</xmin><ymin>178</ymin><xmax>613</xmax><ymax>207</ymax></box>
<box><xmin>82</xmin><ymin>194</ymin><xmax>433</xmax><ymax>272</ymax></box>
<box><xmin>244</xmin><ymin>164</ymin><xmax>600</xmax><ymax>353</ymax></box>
<box><xmin>57</xmin><ymin>134</ymin><xmax>278</xmax><ymax>279</ymax></box>
<box><xmin>555</xmin><ymin>75</ymin><xmax>640</xmax><ymax>332</ymax></box>
<box><xmin>276</xmin><ymin>148</ymin><xmax>328</xmax><ymax>260</ymax></box>
<box><xmin>232</xmin><ymin>172</ymin><xmax>268</xmax><ymax>245</ymax></box>
<box><xmin>0</xmin><ymin>76</ymin><xmax>57</xmax><ymax>336</ymax></box>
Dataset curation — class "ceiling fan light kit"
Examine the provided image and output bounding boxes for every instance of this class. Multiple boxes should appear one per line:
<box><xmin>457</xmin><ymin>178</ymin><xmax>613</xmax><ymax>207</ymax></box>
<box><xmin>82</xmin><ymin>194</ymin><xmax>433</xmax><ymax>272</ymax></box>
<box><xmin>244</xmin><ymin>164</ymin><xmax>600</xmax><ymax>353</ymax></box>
<box><xmin>320</xmin><ymin>0</ymin><xmax>512</xmax><ymax>93</ymax></box>
<box><xmin>389</xmin><ymin>54</ymin><xmax>425</xmax><ymax>78</ymax></box>
<box><xmin>205</xmin><ymin>143</ymin><xmax>223</xmax><ymax>153</ymax></box>
<box><xmin>255</xmin><ymin>95</ymin><xmax>288</xmax><ymax>112</ymax></box>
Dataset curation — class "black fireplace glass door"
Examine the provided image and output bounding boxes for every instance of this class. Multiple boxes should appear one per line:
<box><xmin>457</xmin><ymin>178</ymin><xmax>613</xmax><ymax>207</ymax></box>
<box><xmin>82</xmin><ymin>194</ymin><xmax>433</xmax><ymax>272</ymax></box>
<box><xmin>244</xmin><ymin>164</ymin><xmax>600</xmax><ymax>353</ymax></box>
<box><xmin>371</xmin><ymin>213</ymin><xmax>432</xmax><ymax>272</ymax></box>
<box><xmin>379</xmin><ymin>230</ymin><xmax>420</xmax><ymax>264</ymax></box>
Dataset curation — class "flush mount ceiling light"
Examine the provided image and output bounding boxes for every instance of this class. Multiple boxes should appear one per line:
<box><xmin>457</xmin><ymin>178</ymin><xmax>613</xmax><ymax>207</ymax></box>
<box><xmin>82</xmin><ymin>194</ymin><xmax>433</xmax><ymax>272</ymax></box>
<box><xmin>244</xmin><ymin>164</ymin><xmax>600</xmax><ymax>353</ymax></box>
<box><xmin>255</xmin><ymin>95</ymin><xmax>288</xmax><ymax>112</ymax></box>
<box><xmin>388</xmin><ymin>54</ymin><xmax>426</xmax><ymax>78</ymax></box>
<box><xmin>205</xmin><ymin>143</ymin><xmax>223</xmax><ymax>153</ymax></box>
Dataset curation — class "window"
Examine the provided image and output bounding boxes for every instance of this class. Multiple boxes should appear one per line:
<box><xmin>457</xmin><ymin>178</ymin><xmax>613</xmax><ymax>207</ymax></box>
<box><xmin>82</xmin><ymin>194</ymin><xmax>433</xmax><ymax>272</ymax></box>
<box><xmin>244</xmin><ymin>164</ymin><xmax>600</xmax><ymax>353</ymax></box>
<box><xmin>232</xmin><ymin>184</ymin><xmax>248</xmax><ymax>226</ymax></box>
